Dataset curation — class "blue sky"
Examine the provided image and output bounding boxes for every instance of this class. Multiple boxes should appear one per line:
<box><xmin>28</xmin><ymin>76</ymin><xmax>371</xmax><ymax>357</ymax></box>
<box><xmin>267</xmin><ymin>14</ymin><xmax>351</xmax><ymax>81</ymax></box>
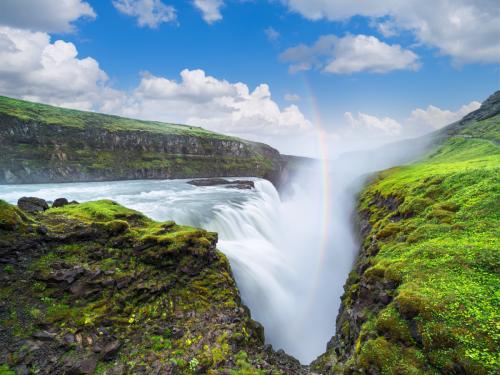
<box><xmin>0</xmin><ymin>0</ymin><xmax>498</xmax><ymax>155</ymax></box>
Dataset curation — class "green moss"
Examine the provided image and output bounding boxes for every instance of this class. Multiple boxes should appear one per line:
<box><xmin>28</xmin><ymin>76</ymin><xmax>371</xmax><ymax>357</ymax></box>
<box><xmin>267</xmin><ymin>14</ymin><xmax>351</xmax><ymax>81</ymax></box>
<box><xmin>0</xmin><ymin>364</ymin><xmax>15</xmax><ymax>375</ymax></box>
<box><xmin>0</xmin><ymin>198</ymin><xmax>284</xmax><ymax>373</ymax></box>
<box><xmin>0</xmin><ymin>199</ymin><xmax>29</xmax><ymax>230</ymax></box>
<box><xmin>317</xmin><ymin>115</ymin><xmax>500</xmax><ymax>374</ymax></box>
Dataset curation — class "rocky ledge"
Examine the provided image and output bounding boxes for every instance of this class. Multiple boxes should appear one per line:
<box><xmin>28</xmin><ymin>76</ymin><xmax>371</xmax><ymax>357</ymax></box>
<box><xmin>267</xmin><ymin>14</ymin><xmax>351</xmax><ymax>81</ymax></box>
<box><xmin>0</xmin><ymin>198</ymin><xmax>306</xmax><ymax>374</ymax></box>
<box><xmin>187</xmin><ymin>179</ymin><xmax>255</xmax><ymax>190</ymax></box>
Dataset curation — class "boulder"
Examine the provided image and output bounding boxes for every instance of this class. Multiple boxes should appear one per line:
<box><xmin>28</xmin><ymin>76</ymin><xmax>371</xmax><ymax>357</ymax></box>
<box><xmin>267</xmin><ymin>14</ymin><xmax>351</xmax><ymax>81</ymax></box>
<box><xmin>187</xmin><ymin>178</ymin><xmax>255</xmax><ymax>189</ymax></box>
<box><xmin>101</xmin><ymin>340</ymin><xmax>121</xmax><ymax>361</ymax></box>
<box><xmin>225</xmin><ymin>181</ymin><xmax>254</xmax><ymax>190</ymax></box>
<box><xmin>187</xmin><ymin>178</ymin><xmax>231</xmax><ymax>186</ymax></box>
<box><xmin>17</xmin><ymin>197</ymin><xmax>49</xmax><ymax>213</ymax></box>
<box><xmin>52</xmin><ymin>197</ymin><xmax>69</xmax><ymax>208</ymax></box>
<box><xmin>62</xmin><ymin>354</ymin><xmax>97</xmax><ymax>375</ymax></box>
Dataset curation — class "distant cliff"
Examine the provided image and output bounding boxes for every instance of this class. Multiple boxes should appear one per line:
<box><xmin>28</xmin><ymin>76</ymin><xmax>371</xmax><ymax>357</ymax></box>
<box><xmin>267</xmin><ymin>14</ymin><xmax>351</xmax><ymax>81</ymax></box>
<box><xmin>0</xmin><ymin>96</ymin><xmax>305</xmax><ymax>187</ymax></box>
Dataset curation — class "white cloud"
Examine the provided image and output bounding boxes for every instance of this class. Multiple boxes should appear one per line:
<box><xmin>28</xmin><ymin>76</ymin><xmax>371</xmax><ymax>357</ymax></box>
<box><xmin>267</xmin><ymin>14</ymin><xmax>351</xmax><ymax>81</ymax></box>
<box><xmin>281</xmin><ymin>0</ymin><xmax>500</xmax><ymax>64</ymax></box>
<box><xmin>284</xmin><ymin>93</ymin><xmax>300</xmax><ymax>101</ymax></box>
<box><xmin>281</xmin><ymin>34</ymin><xmax>419</xmax><ymax>74</ymax></box>
<box><xmin>344</xmin><ymin>111</ymin><xmax>402</xmax><ymax>136</ymax></box>
<box><xmin>0</xmin><ymin>0</ymin><xmax>95</xmax><ymax>33</ymax></box>
<box><xmin>112</xmin><ymin>69</ymin><xmax>312</xmax><ymax>139</ymax></box>
<box><xmin>0</xmin><ymin>26</ymin><xmax>111</xmax><ymax>110</ymax></box>
<box><xmin>332</xmin><ymin>99</ymin><xmax>481</xmax><ymax>154</ymax></box>
<box><xmin>113</xmin><ymin>0</ymin><xmax>176</xmax><ymax>28</ymax></box>
<box><xmin>407</xmin><ymin>101</ymin><xmax>481</xmax><ymax>130</ymax></box>
<box><xmin>0</xmin><ymin>26</ymin><xmax>312</xmax><ymax>151</ymax></box>
<box><xmin>342</xmin><ymin>100</ymin><xmax>481</xmax><ymax>141</ymax></box>
<box><xmin>193</xmin><ymin>0</ymin><xmax>224</xmax><ymax>24</ymax></box>
<box><xmin>265</xmin><ymin>27</ymin><xmax>280</xmax><ymax>42</ymax></box>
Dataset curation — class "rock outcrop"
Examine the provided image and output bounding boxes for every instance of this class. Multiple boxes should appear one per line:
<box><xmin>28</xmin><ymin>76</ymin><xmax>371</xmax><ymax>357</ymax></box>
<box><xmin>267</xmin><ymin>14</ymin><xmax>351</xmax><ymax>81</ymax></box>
<box><xmin>187</xmin><ymin>178</ymin><xmax>255</xmax><ymax>190</ymax></box>
<box><xmin>0</xmin><ymin>199</ymin><xmax>307</xmax><ymax>374</ymax></box>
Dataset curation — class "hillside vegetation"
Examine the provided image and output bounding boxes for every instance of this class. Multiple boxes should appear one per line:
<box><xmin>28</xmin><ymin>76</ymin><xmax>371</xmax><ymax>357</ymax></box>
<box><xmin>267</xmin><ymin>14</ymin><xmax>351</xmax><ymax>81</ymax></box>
<box><xmin>0</xmin><ymin>96</ymin><xmax>284</xmax><ymax>186</ymax></box>
<box><xmin>0</xmin><ymin>96</ymin><xmax>232</xmax><ymax>139</ymax></box>
<box><xmin>313</xmin><ymin>95</ymin><xmax>499</xmax><ymax>374</ymax></box>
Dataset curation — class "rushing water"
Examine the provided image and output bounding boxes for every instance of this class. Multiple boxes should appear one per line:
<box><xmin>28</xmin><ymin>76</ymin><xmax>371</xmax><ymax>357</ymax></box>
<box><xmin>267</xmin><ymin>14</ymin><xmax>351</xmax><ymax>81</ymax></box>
<box><xmin>0</xmin><ymin>173</ymin><xmax>356</xmax><ymax>363</ymax></box>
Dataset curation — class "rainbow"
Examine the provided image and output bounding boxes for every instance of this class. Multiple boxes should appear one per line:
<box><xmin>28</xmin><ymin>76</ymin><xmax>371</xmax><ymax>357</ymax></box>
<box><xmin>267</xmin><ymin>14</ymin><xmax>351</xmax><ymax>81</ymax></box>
<box><xmin>291</xmin><ymin>76</ymin><xmax>334</xmax><ymax>330</ymax></box>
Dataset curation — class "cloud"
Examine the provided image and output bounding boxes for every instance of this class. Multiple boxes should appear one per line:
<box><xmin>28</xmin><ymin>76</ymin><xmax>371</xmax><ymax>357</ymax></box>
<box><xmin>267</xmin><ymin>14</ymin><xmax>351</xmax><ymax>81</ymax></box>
<box><xmin>284</xmin><ymin>93</ymin><xmax>300</xmax><ymax>101</ymax></box>
<box><xmin>406</xmin><ymin>101</ymin><xmax>481</xmax><ymax>130</ymax></box>
<box><xmin>265</xmin><ymin>27</ymin><xmax>280</xmax><ymax>42</ymax></box>
<box><xmin>332</xmin><ymin>99</ymin><xmax>481</xmax><ymax>154</ymax></box>
<box><xmin>0</xmin><ymin>26</ymin><xmax>312</xmax><ymax>151</ymax></box>
<box><xmin>113</xmin><ymin>0</ymin><xmax>176</xmax><ymax>28</ymax></box>
<box><xmin>342</xmin><ymin>100</ymin><xmax>481</xmax><ymax>140</ymax></box>
<box><xmin>112</xmin><ymin>69</ymin><xmax>312</xmax><ymax>139</ymax></box>
<box><xmin>0</xmin><ymin>26</ymin><xmax>112</xmax><ymax>110</ymax></box>
<box><xmin>281</xmin><ymin>34</ymin><xmax>419</xmax><ymax>74</ymax></box>
<box><xmin>0</xmin><ymin>0</ymin><xmax>95</xmax><ymax>33</ymax></box>
<box><xmin>193</xmin><ymin>0</ymin><xmax>224</xmax><ymax>24</ymax></box>
<box><xmin>281</xmin><ymin>0</ymin><xmax>500</xmax><ymax>64</ymax></box>
<box><xmin>344</xmin><ymin>111</ymin><xmax>402</xmax><ymax>136</ymax></box>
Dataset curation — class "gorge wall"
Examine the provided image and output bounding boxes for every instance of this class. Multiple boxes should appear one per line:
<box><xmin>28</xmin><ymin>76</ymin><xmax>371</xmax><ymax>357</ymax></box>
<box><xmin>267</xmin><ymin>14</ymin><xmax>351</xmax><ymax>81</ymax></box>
<box><xmin>0</xmin><ymin>96</ymin><xmax>306</xmax><ymax>188</ymax></box>
<box><xmin>311</xmin><ymin>91</ymin><xmax>499</xmax><ymax>374</ymax></box>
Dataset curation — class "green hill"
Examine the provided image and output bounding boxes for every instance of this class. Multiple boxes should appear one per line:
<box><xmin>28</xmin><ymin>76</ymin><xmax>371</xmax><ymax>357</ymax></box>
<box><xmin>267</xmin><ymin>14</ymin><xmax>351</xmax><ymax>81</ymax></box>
<box><xmin>313</xmin><ymin>92</ymin><xmax>500</xmax><ymax>373</ymax></box>
<box><xmin>0</xmin><ymin>96</ymin><xmax>285</xmax><ymax>186</ymax></box>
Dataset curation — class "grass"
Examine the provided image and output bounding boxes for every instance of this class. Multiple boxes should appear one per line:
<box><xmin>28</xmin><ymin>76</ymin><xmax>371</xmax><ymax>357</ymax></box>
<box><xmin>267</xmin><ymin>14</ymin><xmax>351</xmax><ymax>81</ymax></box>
<box><xmin>0</xmin><ymin>95</ymin><xmax>236</xmax><ymax>141</ymax></box>
<box><xmin>314</xmin><ymin>114</ymin><xmax>500</xmax><ymax>374</ymax></box>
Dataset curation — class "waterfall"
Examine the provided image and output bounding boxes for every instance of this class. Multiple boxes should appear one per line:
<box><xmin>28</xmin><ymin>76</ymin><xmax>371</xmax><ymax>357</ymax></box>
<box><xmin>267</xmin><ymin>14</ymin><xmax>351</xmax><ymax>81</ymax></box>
<box><xmin>0</xmin><ymin>174</ymin><xmax>356</xmax><ymax>363</ymax></box>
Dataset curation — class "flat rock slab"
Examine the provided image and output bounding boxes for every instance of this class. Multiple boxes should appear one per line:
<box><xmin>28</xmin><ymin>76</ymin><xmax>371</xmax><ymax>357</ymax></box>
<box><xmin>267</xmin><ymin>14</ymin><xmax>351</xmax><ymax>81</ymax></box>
<box><xmin>187</xmin><ymin>178</ymin><xmax>255</xmax><ymax>189</ymax></box>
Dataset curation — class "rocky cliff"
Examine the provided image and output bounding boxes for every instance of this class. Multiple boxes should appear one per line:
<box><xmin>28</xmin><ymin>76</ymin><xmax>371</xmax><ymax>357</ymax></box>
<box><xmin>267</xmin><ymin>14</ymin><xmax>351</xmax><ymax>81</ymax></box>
<box><xmin>0</xmin><ymin>198</ymin><xmax>306</xmax><ymax>374</ymax></box>
<box><xmin>312</xmin><ymin>92</ymin><xmax>500</xmax><ymax>374</ymax></box>
<box><xmin>0</xmin><ymin>96</ymin><xmax>296</xmax><ymax>187</ymax></box>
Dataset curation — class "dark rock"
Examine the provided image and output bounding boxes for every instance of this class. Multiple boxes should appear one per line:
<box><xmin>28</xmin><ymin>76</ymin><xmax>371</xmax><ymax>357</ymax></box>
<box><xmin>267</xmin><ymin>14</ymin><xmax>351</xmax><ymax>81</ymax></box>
<box><xmin>14</xmin><ymin>364</ymin><xmax>29</xmax><ymax>375</ymax></box>
<box><xmin>225</xmin><ymin>182</ymin><xmax>255</xmax><ymax>190</ymax></box>
<box><xmin>171</xmin><ymin>327</ymin><xmax>184</xmax><ymax>339</ymax></box>
<box><xmin>17</xmin><ymin>197</ymin><xmax>49</xmax><ymax>213</ymax></box>
<box><xmin>62</xmin><ymin>354</ymin><xmax>97</xmax><ymax>375</ymax></box>
<box><xmin>36</xmin><ymin>225</ymin><xmax>48</xmax><ymax>235</ymax></box>
<box><xmin>63</xmin><ymin>333</ymin><xmax>76</xmax><ymax>346</ymax></box>
<box><xmin>187</xmin><ymin>178</ymin><xmax>255</xmax><ymax>189</ymax></box>
<box><xmin>69</xmin><ymin>280</ymin><xmax>99</xmax><ymax>298</ymax></box>
<box><xmin>32</xmin><ymin>330</ymin><xmax>56</xmax><ymax>341</ymax></box>
<box><xmin>187</xmin><ymin>178</ymin><xmax>231</xmax><ymax>186</ymax></box>
<box><xmin>101</xmin><ymin>340</ymin><xmax>121</xmax><ymax>361</ymax></box>
<box><xmin>52</xmin><ymin>197</ymin><xmax>69</xmax><ymax>208</ymax></box>
<box><xmin>408</xmin><ymin>320</ymin><xmax>423</xmax><ymax>347</ymax></box>
<box><xmin>69</xmin><ymin>200</ymin><xmax>79</xmax><ymax>205</ymax></box>
<box><xmin>36</xmin><ymin>266</ymin><xmax>85</xmax><ymax>285</ymax></box>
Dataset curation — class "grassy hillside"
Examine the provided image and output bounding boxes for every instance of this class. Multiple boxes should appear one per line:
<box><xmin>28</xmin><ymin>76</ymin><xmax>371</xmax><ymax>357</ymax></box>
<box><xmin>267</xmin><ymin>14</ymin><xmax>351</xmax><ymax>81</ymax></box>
<box><xmin>0</xmin><ymin>199</ymin><xmax>303</xmax><ymax>374</ymax></box>
<box><xmin>313</xmin><ymin>112</ymin><xmax>499</xmax><ymax>372</ymax></box>
<box><xmin>0</xmin><ymin>96</ymin><xmax>284</xmax><ymax>185</ymax></box>
<box><xmin>0</xmin><ymin>96</ymin><xmax>233</xmax><ymax>140</ymax></box>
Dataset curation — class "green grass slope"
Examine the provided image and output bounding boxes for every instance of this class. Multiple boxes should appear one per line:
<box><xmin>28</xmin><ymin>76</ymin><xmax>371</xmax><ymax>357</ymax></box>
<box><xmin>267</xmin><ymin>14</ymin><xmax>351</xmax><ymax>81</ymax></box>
<box><xmin>0</xmin><ymin>96</ymin><xmax>283</xmax><ymax>185</ymax></box>
<box><xmin>313</xmin><ymin>109</ymin><xmax>499</xmax><ymax>372</ymax></box>
<box><xmin>0</xmin><ymin>95</ymin><xmax>232</xmax><ymax>140</ymax></box>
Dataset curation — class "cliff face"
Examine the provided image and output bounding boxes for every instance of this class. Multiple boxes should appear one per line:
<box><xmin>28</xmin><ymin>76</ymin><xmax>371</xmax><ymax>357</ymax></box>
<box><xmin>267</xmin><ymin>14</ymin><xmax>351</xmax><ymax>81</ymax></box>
<box><xmin>0</xmin><ymin>96</ymin><xmax>286</xmax><ymax>186</ymax></box>
<box><xmin>312</xmin><ymin>92</ymin><xmax>500</xmax><ymax>374</ymax></box>
<box><xmin>0</xmin><ymin>199</ymin><xmax>305</xmax><ymax>374</ymax></box>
